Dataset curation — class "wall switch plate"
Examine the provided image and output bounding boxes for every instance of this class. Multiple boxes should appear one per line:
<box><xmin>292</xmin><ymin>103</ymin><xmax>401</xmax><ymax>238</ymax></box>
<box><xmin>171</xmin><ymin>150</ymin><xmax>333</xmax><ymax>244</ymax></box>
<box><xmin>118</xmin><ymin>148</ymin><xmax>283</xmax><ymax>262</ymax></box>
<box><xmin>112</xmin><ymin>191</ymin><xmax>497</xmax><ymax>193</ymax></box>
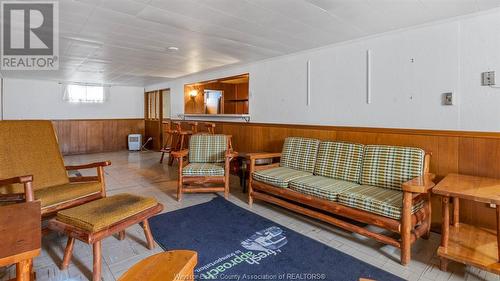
<box><xmin>490</xmin><ymin>203</ymin><xmax>497</xmax><ymax>208</ymax></box>
<box><xmin>482</xmin><ymin>71</ymin><xmax>496</xmax><ymax>86</ymax></box>
<box><xmin>443</xmin><ymin>92</ymin><xmax>453</xmax><ymax>105</ymax></box>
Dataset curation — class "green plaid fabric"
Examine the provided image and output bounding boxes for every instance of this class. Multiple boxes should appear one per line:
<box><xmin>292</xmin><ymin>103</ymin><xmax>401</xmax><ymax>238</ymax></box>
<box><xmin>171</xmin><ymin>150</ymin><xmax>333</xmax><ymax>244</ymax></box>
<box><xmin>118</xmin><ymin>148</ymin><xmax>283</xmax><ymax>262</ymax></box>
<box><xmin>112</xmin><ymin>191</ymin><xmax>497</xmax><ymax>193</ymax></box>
<box><xmin>280</xmin><ymin>137</ymin><xmax>320</xmax><ymax>173</ymax></box>
<box><xmin>183</xmin><ymin>163</ymin><xmax>225</xmax><ymax>176</ymax></box>
<box><xmin>338</xmin><ymin>185</ymin><xmax>425</xmax><ymax>220</ymax></box>
<box><xmin>289</xmin><ymin>175</ymin><xmax>360</xmax><ymax>201</ymax></box>
<box><xmin>314</xmin><ymin>141</ymin><xmax>364</xmax><ymax>183</ymax></box>
<box><xmin>252</xmin><ymin>167</ymin><xmax>311</xmax><ymax>188</ymax></box>
<box><xmin>360</xmin><ymin>145</ymin><xmax>425</xmax><ymax>190</ymax></box>
<box><xmin>189</xmin><ymin>134</ymin><xmax>228</xmax><ymax>163</ymax></box>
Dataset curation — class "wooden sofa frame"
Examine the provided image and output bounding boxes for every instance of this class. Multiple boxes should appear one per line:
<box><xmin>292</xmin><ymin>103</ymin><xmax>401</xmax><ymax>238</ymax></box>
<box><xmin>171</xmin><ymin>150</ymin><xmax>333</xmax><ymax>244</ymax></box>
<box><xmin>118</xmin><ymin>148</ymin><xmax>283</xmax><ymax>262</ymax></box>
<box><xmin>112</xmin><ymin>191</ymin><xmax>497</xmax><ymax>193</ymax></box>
<box><xmin>248</xmin><ymin>152</ymin><xmax>434</xmax><ymax>265</ymax></box>
<box><xmin>0</xmin><ymin>161</ymin><xmax>111</xmax><ymax>218</ymax></box>
<box><xmin>172</xmin><ymin>136</ymin><xmax>237</xmax><ymax>201</ymax></box>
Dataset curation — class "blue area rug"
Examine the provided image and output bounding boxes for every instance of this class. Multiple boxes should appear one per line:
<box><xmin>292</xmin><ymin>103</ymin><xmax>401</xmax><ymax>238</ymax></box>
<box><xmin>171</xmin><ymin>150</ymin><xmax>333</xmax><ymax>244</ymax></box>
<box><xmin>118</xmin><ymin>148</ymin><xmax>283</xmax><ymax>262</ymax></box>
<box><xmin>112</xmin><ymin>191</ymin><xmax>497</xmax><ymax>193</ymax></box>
<box><xmin>149</xmin><ymin>197</ymin><xmax>404</xmax><ymax>281</ymax></box>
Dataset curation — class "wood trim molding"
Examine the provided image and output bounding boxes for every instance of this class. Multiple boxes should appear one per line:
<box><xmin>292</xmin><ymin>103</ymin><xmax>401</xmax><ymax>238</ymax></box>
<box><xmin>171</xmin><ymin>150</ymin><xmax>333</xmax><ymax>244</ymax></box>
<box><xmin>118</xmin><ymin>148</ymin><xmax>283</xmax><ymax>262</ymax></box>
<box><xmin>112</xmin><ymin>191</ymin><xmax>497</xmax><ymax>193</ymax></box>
<box><xmin>213</xmin><ymin>121</ymin><xmax>500</xmax><ymax>139</ymax></box>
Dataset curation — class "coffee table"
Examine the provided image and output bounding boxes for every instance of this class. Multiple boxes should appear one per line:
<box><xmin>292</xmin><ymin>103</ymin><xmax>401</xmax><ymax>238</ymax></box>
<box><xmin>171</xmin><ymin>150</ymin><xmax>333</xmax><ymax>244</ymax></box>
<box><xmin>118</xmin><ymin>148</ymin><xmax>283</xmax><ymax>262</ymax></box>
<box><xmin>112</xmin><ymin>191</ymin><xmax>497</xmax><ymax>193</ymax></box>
<box><xmin>433</xmin><ymin>173</ymin><xmax>500</xmax><ymax>274</ymax></box>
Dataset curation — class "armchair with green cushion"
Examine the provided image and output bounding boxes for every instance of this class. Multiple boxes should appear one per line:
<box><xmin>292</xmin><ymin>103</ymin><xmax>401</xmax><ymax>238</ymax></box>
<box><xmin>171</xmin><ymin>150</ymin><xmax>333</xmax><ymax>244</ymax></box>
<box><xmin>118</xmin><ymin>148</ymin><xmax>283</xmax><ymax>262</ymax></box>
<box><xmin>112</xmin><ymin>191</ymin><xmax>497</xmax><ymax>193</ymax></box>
<box><xmin>172</xmin><ymin>134</ymin><xmax>237</xmax><ymax>201</ymax></box>
<box><xmin>0</xmin><ymin>121</ymin><xmax>111</xmax><ymax>217</ymax></box>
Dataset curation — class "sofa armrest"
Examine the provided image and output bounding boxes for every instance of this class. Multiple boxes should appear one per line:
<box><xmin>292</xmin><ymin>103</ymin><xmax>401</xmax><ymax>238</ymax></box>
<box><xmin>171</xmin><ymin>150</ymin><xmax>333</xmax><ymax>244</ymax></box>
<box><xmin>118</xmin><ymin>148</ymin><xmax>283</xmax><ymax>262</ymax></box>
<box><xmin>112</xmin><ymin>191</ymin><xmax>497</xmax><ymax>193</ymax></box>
<box><xmin>0</xmin><ymin>175</ymin><xmax>35</xmax><ymax>202</ymax></box>
<box><xmin>248</xmin><ymin>152</ymin><xmax>282</xmax><ymax>160</ymax></box>
<box><xmin>402</xmin><ymin>173</ymin><xmax>436</xmax><ymax>193</ymax></box>
<box><xmin>171</xmin><ymin>149</ymin><xmax>189</xmax><ymax>158</ymax></box>
<box><xmin>65</xmin><ymin>161</ymin><xmax>111</xmax><ymax>170</ymax></box>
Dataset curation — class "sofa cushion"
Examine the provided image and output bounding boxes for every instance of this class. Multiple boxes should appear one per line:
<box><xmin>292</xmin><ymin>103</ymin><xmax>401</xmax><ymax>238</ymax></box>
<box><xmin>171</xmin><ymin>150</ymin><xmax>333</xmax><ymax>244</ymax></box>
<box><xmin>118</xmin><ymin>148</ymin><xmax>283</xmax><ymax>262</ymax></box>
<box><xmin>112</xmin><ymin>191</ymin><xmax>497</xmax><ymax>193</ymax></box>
<box><xmin>289</xmin><ymin>175</ymin><xmax>360</xmax><ymax>201</ymax></box>
<box><xmin>314</xmin><ymin>141</ymin><xmax>364</xmax><ymax>183</ymax></box>
<box><xmin>189</xmin><ymin>134</ymin><xmax>227</xmax><ymax>163</ymax></box>
<box><xmin>280</xmin><ymin>137</ymin><xmax>320</xmax><ymax>173</ymax></box>
<box><xmin>338</xmin><ymin>185</ymin><xmax>425</xmax><ymax>220</ymax></box>
<box><xmin>253</xmin><ymin>167</ymin><xmax>311</xmax><ymax>188</ymax></box>
<box><xmin>183</xmin><ymin>163</ymin><xmax>225</xmax><ymax>176</ymax></box>
<box><xmin>35</xmin><ymin>182</ymin><xmax>102</xmax><ymax>208</ymax></box>
<box><xmin>360</xmin><ymin>145</ymin><xmax>425</xmax><ymax>190</ymax></box>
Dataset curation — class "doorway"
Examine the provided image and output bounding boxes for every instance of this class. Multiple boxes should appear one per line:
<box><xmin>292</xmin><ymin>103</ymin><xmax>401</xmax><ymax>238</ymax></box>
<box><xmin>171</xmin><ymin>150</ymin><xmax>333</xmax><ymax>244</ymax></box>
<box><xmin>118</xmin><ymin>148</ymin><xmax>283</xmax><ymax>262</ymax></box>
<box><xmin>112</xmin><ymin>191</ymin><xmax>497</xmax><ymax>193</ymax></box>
<box><xmin>144</xmin><ymin>88</ymin><xmax>170</xmax><ymax>151</ymax></box>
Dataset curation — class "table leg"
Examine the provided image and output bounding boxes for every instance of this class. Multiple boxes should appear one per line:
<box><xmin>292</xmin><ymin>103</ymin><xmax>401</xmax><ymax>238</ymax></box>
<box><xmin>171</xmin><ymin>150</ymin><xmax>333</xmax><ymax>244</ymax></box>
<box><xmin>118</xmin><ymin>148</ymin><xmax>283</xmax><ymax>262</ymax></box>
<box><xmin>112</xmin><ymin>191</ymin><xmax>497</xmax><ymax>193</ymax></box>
<box><xmin>497</xmin><ymin>205</ymin><xmax>500</xmax><ymax>262</ymax></box>
<box><xmin>440</xmin><ymin>196</ymin><xmax>450</xmax><ymax>271</ymax></box>
<box><xmin>16</xmin><ymin>259</ymin><xmax>31</xmax><ymax>281</ymax></box>
<box><xmin>242</xmin><ymin>162</ymin><xmax>247</xmax><ymax>193</ymax></box>
<box><xmin>452</xmin><ymin>197</ymin><xmax>460</xmax><ymax>227</ymax></box>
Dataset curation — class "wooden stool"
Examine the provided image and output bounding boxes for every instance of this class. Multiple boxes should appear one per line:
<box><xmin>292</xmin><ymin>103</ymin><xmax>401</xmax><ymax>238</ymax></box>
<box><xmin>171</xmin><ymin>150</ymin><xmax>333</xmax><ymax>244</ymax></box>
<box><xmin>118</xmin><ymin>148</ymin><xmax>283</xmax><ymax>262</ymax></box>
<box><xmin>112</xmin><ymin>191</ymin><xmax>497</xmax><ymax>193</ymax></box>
<box><xmin>118</xmin><ymin>250</ymin><xmax>197</xmax><ymax>281</ymax></box>
<box><xmin>169</xmin><ymin>122</ymin><xmax>193</xmax><ymax>166</ymax></box>
<box><xmin>48</xmin><ymin>194</ymin><xmax>164</xmax><ymax>281</ymax></box>
<box><xmin>203</xmin><ymin>122</ymin><xmax>216</xmax><ymax>134</ymax></box>
<box><xmin>160</xmin><ymin>121</ymin><xmax>179</xmax><ymax>163</ymax></box>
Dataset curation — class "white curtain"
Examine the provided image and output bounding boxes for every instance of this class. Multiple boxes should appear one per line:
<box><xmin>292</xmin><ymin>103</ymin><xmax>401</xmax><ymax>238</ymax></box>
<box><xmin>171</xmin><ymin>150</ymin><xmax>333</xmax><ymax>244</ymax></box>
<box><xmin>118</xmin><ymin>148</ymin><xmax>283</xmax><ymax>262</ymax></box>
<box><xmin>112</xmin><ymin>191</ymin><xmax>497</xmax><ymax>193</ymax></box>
<box><xmin>62</xmin><ymin>83</ymin><xmax>110</xmax><ymax>103</ymax></box>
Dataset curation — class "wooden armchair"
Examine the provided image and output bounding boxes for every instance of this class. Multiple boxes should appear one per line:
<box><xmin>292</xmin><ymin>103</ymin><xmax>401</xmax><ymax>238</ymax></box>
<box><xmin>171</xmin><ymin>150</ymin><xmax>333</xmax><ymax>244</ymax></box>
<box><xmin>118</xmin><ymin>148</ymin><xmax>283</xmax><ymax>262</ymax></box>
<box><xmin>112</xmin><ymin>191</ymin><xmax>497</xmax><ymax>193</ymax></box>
<box><xmin>172</xmin><ymin>134</ymin><xmax>237</xmax><ymax>201</ymax></box>
<box><xmin>0</xmin><ymin>121</ymin><xmax>111</xmax><ymax>218</ymax></box>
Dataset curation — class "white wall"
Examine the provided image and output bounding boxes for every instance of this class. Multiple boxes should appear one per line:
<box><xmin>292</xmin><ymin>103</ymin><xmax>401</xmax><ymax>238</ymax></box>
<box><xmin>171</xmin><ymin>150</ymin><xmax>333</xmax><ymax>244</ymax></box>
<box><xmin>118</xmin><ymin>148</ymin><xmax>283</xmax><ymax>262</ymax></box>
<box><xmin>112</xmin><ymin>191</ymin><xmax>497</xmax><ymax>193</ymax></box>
<box><xmin>147</xmin><ymin>9</ymin><xmax>500</xmax><ymax>132</ymax></box>
<box><xmin>3</xmin><ymin>79</ymin><xmax>144</xmax><ymax>119</ymax></box>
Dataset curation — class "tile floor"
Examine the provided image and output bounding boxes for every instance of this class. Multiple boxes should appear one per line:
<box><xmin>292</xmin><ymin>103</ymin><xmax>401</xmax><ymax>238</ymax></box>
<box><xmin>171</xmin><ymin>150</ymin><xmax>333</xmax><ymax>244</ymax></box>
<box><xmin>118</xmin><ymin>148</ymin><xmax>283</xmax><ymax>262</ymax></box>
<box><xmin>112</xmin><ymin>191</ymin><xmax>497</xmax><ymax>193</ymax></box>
<box><xmin>1</xmin><ymin>150</ymin><xmax>499</xmax><ymax>281</ymax></box>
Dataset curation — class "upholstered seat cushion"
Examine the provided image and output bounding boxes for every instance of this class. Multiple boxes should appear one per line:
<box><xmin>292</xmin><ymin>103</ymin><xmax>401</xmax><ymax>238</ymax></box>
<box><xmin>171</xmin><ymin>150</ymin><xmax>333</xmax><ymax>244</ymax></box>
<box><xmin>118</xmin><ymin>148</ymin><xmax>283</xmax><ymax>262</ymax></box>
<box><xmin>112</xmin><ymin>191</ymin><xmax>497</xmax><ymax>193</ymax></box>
<box><xmin>182</xmin><ymin>163</ymin><xmax>225</xmax><ymax>176</ymax></box>
<box><xmin>289</xmin><ymin>175</ymin><xmax>360</xmax><ymax>201</ymax></box>
<box><xmin>56</xmin><ymin>193</ymin><xmax>158</xmax><ymax>232</ymax></box>
<box><xmin>360</xmin><ymin>145</ymin><xmax>425</xmax><ymax>191</ymax></box>
<box><xmin>253</xmin><ymin>167</ymin><xmax>311</xmax><ymax>188</ymax></box>
<box><xmin>338</xmin><ymin>185</ymin><xmax>425</xmax><ymax>220</ymax></box>
<box><xmin>280</xmin><ymin>137</ymin><xmax>320</xmax><ymax>173</ymax></box>
<box><xmin>189</xmin><ymin>134</ymin><xmax>228</xmax><ymax>163</ymax></box>
<box><xmin>314</xmin><ymin>141</ymin><xmax>364</xmax><ymax>183</ymax></box>
<box><xmin>35</xmin><ymin>182</ymin><xmax>102</xmax><ymax>208</ymax></box>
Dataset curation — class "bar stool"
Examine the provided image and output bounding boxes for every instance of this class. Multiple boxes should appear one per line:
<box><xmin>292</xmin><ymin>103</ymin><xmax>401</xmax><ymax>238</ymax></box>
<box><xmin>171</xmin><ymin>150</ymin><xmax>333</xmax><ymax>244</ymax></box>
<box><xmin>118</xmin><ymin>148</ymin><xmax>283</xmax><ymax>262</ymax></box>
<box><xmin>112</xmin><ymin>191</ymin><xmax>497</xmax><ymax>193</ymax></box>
<box><xmin>159</xmin><ymin>121</ymin><xmax>178</xmax><ymax>163</ymax></box>
<box><xmin>203</xmin><ymin>122</ymin><xmax>216</xmax><ymax>134</ymax></box>
<box><xmin>168</xmin><ymin>122</ymin><xmax>194</xmax><ymax>166</ymax></box>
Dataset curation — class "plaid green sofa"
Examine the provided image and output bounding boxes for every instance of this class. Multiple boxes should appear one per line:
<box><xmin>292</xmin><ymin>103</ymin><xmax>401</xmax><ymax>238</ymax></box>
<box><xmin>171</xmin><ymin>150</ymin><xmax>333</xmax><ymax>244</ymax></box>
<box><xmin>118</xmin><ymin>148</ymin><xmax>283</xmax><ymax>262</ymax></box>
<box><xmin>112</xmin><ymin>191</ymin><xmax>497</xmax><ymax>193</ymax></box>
<box><xmin>250</xmin><ymin>137</ymin><xmax>433</xmax><ymax>265</ymax></box>
<box><xmin>252</xmin><ymin>138</ymin><xmax>426</xmax><ymax>220</ymax></box>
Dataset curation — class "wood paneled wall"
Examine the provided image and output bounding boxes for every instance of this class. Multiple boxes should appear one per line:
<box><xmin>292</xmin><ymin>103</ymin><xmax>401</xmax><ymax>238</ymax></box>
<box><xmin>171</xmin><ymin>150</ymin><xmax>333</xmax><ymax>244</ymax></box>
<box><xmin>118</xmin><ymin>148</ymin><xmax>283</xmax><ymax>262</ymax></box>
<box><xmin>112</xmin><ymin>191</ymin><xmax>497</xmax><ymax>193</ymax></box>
<box><xmin>214</xmin><ymin>122</ymin><xmax>500</xmax><ymax>230</ymax></box>
<box><xmin>52</xmin><ymin>119</ymin><xmax>144</xmax><ymax>155</ymax></box>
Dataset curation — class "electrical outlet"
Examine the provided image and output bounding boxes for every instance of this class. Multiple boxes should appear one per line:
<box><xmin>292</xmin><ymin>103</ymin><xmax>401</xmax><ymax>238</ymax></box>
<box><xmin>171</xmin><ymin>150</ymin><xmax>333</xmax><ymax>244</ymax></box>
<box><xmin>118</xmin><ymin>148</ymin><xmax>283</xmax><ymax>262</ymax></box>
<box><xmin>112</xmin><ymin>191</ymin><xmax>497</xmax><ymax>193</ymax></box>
<box><xmin>482</xmin><ymin>71</ymin><xmax>496</xmax><ymax>86</ymax></box>
<box><xmin>443</xmin><ymin>92</ymin><xmax>453</xmax><ymax>105</ymax></box>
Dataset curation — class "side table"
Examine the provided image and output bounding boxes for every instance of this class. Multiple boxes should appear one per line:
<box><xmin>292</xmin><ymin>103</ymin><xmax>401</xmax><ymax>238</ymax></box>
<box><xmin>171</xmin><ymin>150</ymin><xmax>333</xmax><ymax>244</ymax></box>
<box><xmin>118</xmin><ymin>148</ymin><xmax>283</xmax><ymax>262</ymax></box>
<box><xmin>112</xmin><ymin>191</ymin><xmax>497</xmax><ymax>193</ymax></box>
<box><xmin>234</xmin><ymin>152</ymin><xmax>273</xmax><ymax>193</ymax></box>
<box><xmin>0</xmin><ymin>201</ymin><xmax>41</xmax><ymax>281</ymax></box>
<box><xmin>433</xmin><ymin>173</ymin><xmax>500</xmax><ymax>274</ymax></box>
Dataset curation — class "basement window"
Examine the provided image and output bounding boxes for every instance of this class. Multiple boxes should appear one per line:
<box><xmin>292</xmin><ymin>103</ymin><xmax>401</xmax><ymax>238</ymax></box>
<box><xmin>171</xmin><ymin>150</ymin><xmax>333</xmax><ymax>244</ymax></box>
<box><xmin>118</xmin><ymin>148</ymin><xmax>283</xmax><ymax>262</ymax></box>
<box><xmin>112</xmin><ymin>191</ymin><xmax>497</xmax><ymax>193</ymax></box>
<box><xmin>64</xmin><ymin>84</ymin><xmax>106</xmax><ymax>103</ymax></box>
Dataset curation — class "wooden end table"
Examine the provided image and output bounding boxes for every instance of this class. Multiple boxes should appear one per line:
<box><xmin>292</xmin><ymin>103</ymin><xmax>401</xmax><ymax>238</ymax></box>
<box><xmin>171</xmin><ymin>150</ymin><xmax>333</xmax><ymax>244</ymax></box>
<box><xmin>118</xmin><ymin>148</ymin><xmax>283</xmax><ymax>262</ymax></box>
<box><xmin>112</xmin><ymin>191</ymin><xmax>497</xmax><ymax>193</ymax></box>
<box><xmin>433</xmin><ymin>173</ymin><xmax>500</xmax><ymax>274</ymax></box>
<box><xmin>118</xmin><ymin>250</ymin><xmax>197</xmax><ymax>281</ymax></box>
<box><xmin>0</xmin><ymin>201</ymin><xmax>41</xmax><ymax>281</ymax></box>
<box><xmin>234</xmin><ymin>152</ymin><xmax>274</xmax><ymax>193</ymax></box>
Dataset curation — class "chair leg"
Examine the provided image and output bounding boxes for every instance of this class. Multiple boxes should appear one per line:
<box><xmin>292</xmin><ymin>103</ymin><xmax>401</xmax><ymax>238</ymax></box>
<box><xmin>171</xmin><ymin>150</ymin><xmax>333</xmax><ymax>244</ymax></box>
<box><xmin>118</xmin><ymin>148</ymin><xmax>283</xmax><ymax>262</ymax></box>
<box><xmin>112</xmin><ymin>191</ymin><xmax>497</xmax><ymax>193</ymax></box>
<box><xmin>118</xmin><ymin>230</ymin><xmax>126</xmax><ymax>241</ymax></box>
<box><xmin>92</xmin><ymin>241</ymin><xmax>102</xmax><ymax>281</ymax></box>
<box><xmin>177</xmin><ymin>183</ymin><xmax>183</xmax><ymax>202</ymax></box>
<box><xmin>61</xmin><ymin>237</ymin><xmax>75</xmax><ymax>269</ymax></box>
<box><xmin>400</xmin><ymin>191</ymin><xmax>412</xmax><ymax>265</ymax></box>
<box><xmin>142</xmin><ymin>220</ymin><xmax>155</xmax><ymax>250</ymax></box>
<box><xmin>422</xmin><ymin>193</ymin><xmax>432</xmax><ymax>240</ymax></box>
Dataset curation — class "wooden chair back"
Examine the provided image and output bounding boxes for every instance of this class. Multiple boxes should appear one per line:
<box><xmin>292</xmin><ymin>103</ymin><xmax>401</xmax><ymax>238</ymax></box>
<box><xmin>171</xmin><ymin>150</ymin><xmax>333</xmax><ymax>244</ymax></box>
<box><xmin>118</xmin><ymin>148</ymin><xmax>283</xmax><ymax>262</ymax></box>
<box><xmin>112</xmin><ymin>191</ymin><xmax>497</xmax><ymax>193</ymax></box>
<box><xmin>0</xmin><ymin>121</ymin><xmax>69</xmax><ymax>193</ymax></box>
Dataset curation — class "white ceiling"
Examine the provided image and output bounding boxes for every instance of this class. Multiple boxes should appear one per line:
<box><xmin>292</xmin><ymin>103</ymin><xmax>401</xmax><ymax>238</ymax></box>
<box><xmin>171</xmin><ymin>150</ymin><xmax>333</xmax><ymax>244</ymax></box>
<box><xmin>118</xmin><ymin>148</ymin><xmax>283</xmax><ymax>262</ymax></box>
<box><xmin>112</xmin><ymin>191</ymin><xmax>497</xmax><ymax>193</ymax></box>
<box><xmin>2</xmin><ymin>0</ymin><xmax>500</xmax><ymax>86</ymax></box>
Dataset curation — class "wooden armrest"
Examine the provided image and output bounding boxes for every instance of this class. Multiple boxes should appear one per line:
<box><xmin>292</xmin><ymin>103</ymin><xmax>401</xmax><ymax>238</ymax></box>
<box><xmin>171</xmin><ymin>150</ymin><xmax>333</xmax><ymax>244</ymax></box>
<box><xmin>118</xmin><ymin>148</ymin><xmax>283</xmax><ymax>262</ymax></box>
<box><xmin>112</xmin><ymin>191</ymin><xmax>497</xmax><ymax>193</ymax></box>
<box><xmin>248</xmin><ymin>152</ymin><xmax>282</xmax><ymax>160</ymax></box>
<box><xmin>226</xmin><ymin>151</ymin><xmax>239</xmax><ymax>159</ymax></box>
<box><xmin>402</xmin><ymin>173</ymin><xmax>436</xmax><ymax>193</ymax></box>
<box><xmin>65</xmin><ymin>161</ymin><xmax>111</xmax><ymax>170</ymax></box>
<box><xmin>0</xmin><ymin>175</ymin><xmax>33</xmax><ymax>186</ymax></box>
<box><xmin>171</xmin><ymin>149</ymin><xmax>189</xmax><ymax>158</ymax></box>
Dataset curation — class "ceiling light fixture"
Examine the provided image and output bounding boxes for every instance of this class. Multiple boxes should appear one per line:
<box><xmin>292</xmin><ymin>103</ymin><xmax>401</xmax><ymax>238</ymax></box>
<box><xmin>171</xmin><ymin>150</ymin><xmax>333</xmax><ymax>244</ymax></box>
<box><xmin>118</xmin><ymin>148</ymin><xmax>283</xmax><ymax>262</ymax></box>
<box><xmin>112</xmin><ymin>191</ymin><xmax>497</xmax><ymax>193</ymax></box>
<box><xmin>167</xmin><ymin>46</ymin><xmax>179</xmax><ymax>51</ymax></box>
